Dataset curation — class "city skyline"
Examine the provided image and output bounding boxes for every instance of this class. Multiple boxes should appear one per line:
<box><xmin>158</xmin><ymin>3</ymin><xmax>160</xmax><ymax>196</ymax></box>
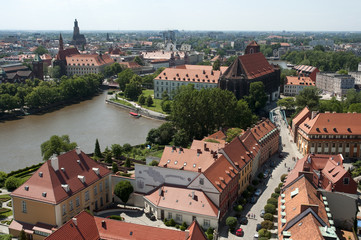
<box><xmin>1</xmin><ymin>0</ymin><xmax>361</xmax><ymax>31</ymax></box>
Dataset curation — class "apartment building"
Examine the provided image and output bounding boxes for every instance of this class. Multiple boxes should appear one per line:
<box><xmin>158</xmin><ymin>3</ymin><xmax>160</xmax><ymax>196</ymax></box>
<box><xmin>9</xmin><ymin>148</ymin><xmax>112</xmax><ymax>239</ymax></box>
<box><xmin>283</xmin><ymin>76</ymin><xmax>315</xmax><ymax>96</ymax></box>
<box><xmin>316</xmin><ymin>73</ymin><xmax>355</xmax><ymax>96</ymax></box>
<box><xmin>66</xmin><ymin>54</ymin><xmax>114</xmax><ymax>76</ymax></box>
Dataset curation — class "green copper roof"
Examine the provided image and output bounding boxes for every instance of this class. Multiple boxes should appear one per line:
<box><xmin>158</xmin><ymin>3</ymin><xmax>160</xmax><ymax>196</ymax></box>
<box><xmin>33</xmin><ymin>54</ymin><xmax>42</xmax><ymax>62</ymax></box>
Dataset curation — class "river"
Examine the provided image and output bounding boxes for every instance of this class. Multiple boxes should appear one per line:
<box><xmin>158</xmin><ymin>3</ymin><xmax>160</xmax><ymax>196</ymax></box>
<box><xmin>0</xmin><ymin>91</ymin><xmax>163</xmax><ymax>173</ymax></box>
<box><xmin>268</xmin><ymin>60</ymin><xmax>292</xmax><ymax>69</ymax></box>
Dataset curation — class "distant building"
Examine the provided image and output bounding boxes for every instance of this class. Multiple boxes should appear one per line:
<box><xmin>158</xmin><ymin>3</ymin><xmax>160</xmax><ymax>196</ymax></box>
<box><xmin>32</xmin><ymin>54</ymin><xmax>43</xmax><ymax>80</ymax></box>
<box><xmin>45</xmin><ymin>211</ymin><xmax>207</xmax><ymax>240</ymax></box>
<box><xmin>219</xmin><ymin>41</ymin><xmax>281</xmax><ymax>101</ymax></box>
<box><xmin>309</xmin><ymin>39</ymin><xmax>334</xmax><ymax>48</ymax></box>
<box><xmin>284</xmin><ymin>76</ymin><xmax>315</xmax><ymax>96</ymax></box>
<box><xmin>53</xmin><ymin>34</ymin><xmax>80</xmax><ymax>76</ymax></box>
<box><xmin>9</xmin><ymin>148</ymin><xmax>112</xmax><ymax>239</ymax></box>
<box><xmin>66</xmin><ymin>53</ymin><xmax>114</xmax><ymax>76</ymax></box>
<box><xmin>70</xmin><ymin>19</ymin><xmax>86</xmax><ymax>47</ymax></box>
<box><xmin>349</xmin><ymin>71</ymin><xmax>361</xmax><ymax>84</ymax></box>
<box><xmin>358</xmin><ymin>62</ymin><xmax>361</xmax><ymax>72</ymax></box>
<box><xmin>153</xmin><ymin>65</ymin><xmax>227</xmax><ymax>99</ymax></box>
<box><xmin>0</xmin><ymin>63</ymin><xmax>33</xmax><ymax>83</ymax></box>
<box><xmin>292</xmin><ymin>65</ymin><xmax>319</xmax><ymax>82</ymax></box>
<box><xmin>316</xmin><ymin>73</ymin><xmax>355</xmax><ymax>96</ymax></box>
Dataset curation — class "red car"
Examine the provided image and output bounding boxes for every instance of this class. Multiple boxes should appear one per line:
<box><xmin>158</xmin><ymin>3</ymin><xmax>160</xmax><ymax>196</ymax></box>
<box><xmin>236</xmin><ymin>228</ymin><xmax>243</xmax><ymax>236</ymax></box>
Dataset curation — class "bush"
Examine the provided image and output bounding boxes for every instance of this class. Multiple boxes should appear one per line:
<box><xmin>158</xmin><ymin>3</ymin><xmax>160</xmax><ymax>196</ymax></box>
<box><xmin>149</xmin><ymin>160</ymin><xmax>159</xmax><ymax>166</ymax></box>
<box><xmin>0</xmin><ymin>234</ymin><xmax>12</xmax><ymax>240</ymax></box>
<box><xmin>271</xmin><ymin>193</ymin><xmax>279</xmax><ymax>199</ymax></box>
<box><xmin>5</xmin><ymin>176</ymin><xmax>22</xmax><ymax>191</ymax></box>
<box><xmin>233</xmin><ymin>204</ymin><xmax>243</xmax><ymax>212</ymax></box>
<box><xmin>207</xmin><ymin>234</ymin><xmax>213</xmax><ymax>240</ymax></box>
<box><xmin>241</xmin><ymin>190</ymin><xmax>250</xmax><ymax>198</ymax></box>
<box><xmin>180</xmin><ymin>226</ymin><xmax>186</xmax><ymax>231</ymax></box>
<box><xmin>274</xmin><ymin>187</ymin><xmax>281</xmax><ymax>194</ymax></box>
<box><xmin>238</xmin><ymin>198</ymin><xmax>247</xmax><ymax>205</ymax></box>
<box><xmin>280</xmin><ymin>174</ymin><xmax>288</xmax><ymax>182</ymax></box>
<box><xmin>258</xmin><ymin>172</ymin><xmax>264</xmax><ymax>179</ymax></box>
<box><xmin>181</xmin><ymin>221</ymin><xmax>188</xmax><ymax>228</ymax></box>
<box><xmin>226</xmin><ymin>217</ymin><xmax>237</xmax><ymax>232</ymax></box>
<box><xmin>258</xmin><ymin>228</ymin><xmax>271</xmax><ymax>239</ymax></box>
<box><xmin>252</xmin><ymin>179</ymin><xmax>259</xmax><ymax>185</ymax></box>
<box><xmin>0</xmin><ymin>208</ymin><xmax>11</xmax><ymax>214</ymax></box>
<box><xmin>109</xmin><ymin>215</ymin><xmax>123</xmax><ymax>221</ymax></box>
<box><xmin>261</xmin><ymin>220</ymin><xmax>274</xmax><ymax>230</ymax></box>
<box><xmin>169</xmin><ymin>218</ymin><xmax>176</xmax><ymax>226</ymax></box>
<box><xmin>278</xmin><ymin>182</ymin><xmax>283</xmax><ymax>188</ymax></box>
<box><xmin>267</xmin><ymin>197</ymin><xmax>278</xmax><ymax>207</ymax></box>
<box><xmin>124</xmin><ymin>158</ymin><xmax>131</xmax><ymax>168</ymax></box>
<box><xmin>264</xmin><ymin>204</ymin><xmax>276</xmax><ymax>214</ymax></box>
<box><xmin>175</xmin><ymin>224</ymin><xmax>180</xmax><ymax>229</ymax></box>
<box><xmin>247</xmin><ymin>185</ymin><xmax>255</xmax><ymax>193</ymax></box>
<box><xmin>123</xmin><ymin>143</ymin><xmax>132</xmax><ymax>152</ymax></box>
<box><xmin>206</xmin><ymin>227</ymin><xmax>214</xmax><ymax>235</ymax></box>
<box><xmin>263</xmin><ymin>213</ymin><xmax>274</xmax><ymax>221</ymax></box>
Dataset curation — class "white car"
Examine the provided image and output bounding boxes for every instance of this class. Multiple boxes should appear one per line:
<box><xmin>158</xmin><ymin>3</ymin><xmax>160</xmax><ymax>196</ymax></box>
<box><xmin>254</xmin><ymin>232</ymin><xmax>259</xmax><ymax>239</ymax></box>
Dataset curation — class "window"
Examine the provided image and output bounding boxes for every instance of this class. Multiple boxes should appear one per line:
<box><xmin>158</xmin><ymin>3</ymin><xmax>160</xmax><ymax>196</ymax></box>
<box><xmin>204</xmin><ymin>219</ymin><xmax>210</xmax><ymax>228</ymax></box>
<box><xmin>332</xmin><ymin>143</ymin><xmax>335</xmax><ymax>147</ymax></box>
<box><xmin>343</xmin><ymin>177</ymin><xmax>349</xmax><ymax>185</ymax></box>
<box><xmin>199</xmin><ymin>178</ymin><xmax>204</xmax><ymax>185</ymax></box>
<box><xmin>105</xmin><ymin>180</ymin><xmax>109</xmax><ymax>189</ymax></box>
<box><xmin>22</xmin><ymin>201</ymin><xmax>27</xmax><ymax>213</ymax></box>
<box><xmin>168</xmin><ymin>212</ymin><xmax>172</xmax><ymax>219</ymax></box>
<box><xmin>85</xmin><ymin>191</ymin><xmax>90</xmax><ymax>201</ymax></box>
<box><xmin>69</xmin><ymin>200</ymin><xmax>73</xmax><ymax>211</ymax></box>
<box><xmin>62</xmin><ymin>204</ymin><xmax>66</xmax><ymax>215</ymax></box>
<box><xmin>100</xmin><ymin>183</ymin><xmax>103</xmax><ymax>192</ymax></box>
<box><xmin>94</xmin><ymin>186</ymin><xmax>98</xmax><ymax>196</ymax></box>
<box><xmin>176</xmin><ymin>214</ymin><xmax>182</xmax><ymax>222</ymax></box>
<box><xmin>76</xmin><ymin>197</ymin><xmax>80</xmax><ymax>207</ymax></box>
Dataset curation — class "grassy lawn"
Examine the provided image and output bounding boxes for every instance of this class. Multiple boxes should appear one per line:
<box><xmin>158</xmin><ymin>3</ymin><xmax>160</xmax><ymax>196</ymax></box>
<box><xmin>0</xmin><ymin>209</ymin><xmax>12</xmax><ymax>219</ymax></box>
<box><xmin>140</xmin><ymin>89</ymin><xmax>167</xmax><ymax>114</ymax></box>
<box><xmin>148</xmin><ymin>149</ymin><xmax>164</xmax><ymax>158</ymax></box>
<box><xmin>0</xmin><ymin>195</ymin><xmax>11</xmax><ymax>203</ymax></box>
<box><xmin>111</xmin><ymin>98</ymin><xmax>134</xmax><ymax>108</ymax></box>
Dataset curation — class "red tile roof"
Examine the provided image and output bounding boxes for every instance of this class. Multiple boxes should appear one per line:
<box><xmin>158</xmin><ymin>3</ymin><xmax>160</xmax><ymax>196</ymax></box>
<box><xmin>222</xmin><ymin>137</ymin><xmax>251</xmax><ymax>170</ymax></box>
<box><xmin>203</xmin><ymin>130</ymin><xmax>227</xmax><ymax>143</ymax></box>
<box><xmin>11</xmin><ymin>149</ymin><xmax>111</xmax><ymax>204</ymax></box>
<box><xmin>175</xmin><ymin>64</ymin><xmax>228</xmax><ymax>72</ymax></box>
<box><xmin>187</xmin><ymin>220</ymin><xmax>208</xmax><ymax>240</ymax></box>
<box><xmin>66</xmin><ymin>54</ymin><xmax>114</xmax><ymax>67</ymax></box>
<box><xmin>292</xmin><ymin>106</ymin><xmax>311</xmax><ymax>128</ymax></box>
<box><xmin>158</xmin><ymin>146</ymin><xmax>217</xmax><ymax>172</ymax></box>
<box><xmin>56</xmin><ymin>48</ymin><xmax>80</xmax><ymax>61</ymax></box>
<box><xmin>190</xmin><ymin>140</ymin><xmax>225</xmax><ymax>153</ymax></box>
<box><xmin>144</xmin><ymin>186</ymin><xmax>218</xmax><ymax>217</ymax></box>
<box><xmin>249</xmin><ymin>119</ymin><xmax>278</xmax><ymax>142</ymax></box>
<box><xmin>298</xmin><ymin>112</ymin><xmax>361</xmax><ymax>135</ymax></box>
<box><xmin>286</xmin><ymin>76</ymin><xmax>315</xmax><ymax>86</ymax></box>
<box><xmin>223</xmin><ymin>52</ymin><xmax>274</xmax><ymax>79</ymax></box>
<box><xmin>155</xmin><ymin>67</ymin><xmax>222</xmax><ymax>84</ymax></box>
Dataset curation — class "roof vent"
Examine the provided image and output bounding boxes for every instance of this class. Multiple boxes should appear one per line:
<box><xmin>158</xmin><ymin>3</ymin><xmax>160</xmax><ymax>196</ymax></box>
<box><xmin>347</xmin><ymin>128</ymin><xmax>351</xmax><ymax>132</ymax></box>
<box><xmin>72</xmin><ymin>218</ymin><xmax>78</xmax><ymax>226</ymax></box>
<box><xmin>92</xmin><ymin>167</ymin><xmax>100</xmax><ymax>175</ymax></box>
<box><xmin>61</xmin><ymin>184</ymin><xmax>70</xmax><ymax>192</ymax></box>
<box><xmin>77</xmin><ymin>159</ymin><xmax>81</xmax><ymax>164</ymax></box>
<box><xmin>50</xmin><ymin>155</ymin><xmax>59</xmax><ymax>171</ymax></box>
<box><xmin>75</xmin><ymin>147</ymin><xmax>81</xmax><ymax>155</ymax></box>
<box><xmin>102</xmin><ymin>220</ymin><xmax>106</xmax><ymax>229</ymax></box>
<box><xmin>61</xmin><ymin>167</ymin><xmax>65</xmax><ymax>172</ymax></box>
<box><xmin>78</xmin><ymin>175</ymin><xmax>86</xmax><ymax>183</ymax></box>
<box><xmin>39</xmin><ymin>172</ymin><xmax>43</xmax><ymax>177</ymax></box>
<box><xmin>42</xmin><ymin>192</ymin><xmax>47</xmax><ymax>197</ymax></box>
<box><xmin>24</xmin><ymin>186</ymin><xmax>29</xmax><ymax>191</ymax></box>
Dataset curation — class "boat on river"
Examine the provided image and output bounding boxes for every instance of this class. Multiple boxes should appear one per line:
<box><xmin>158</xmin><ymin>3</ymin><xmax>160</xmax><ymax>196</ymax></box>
<box><xmin>129</xmin><ymin>112</ymin><xmax>141</xmax><ymax>118</ymax></box>
<box><xmin>286</xmin><ymin>63</ymin><xmax>294</xmax><ymax>68</ymax></box>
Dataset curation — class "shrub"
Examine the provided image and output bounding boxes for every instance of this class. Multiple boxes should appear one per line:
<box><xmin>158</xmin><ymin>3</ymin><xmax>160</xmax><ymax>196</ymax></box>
<box><xmin>181</xmin><ymin>221</ymin><xmax>188</xmax><ymax>228</ymax></box>
<box><xmin>175</xmin><ymin>224</ymin><xmax>180</xmax><ymax>229</ymax></box>
<box><xmin>112</xmin><ymin>162</ymin><xmax>118</xmax><ymax>173</ymax></box>
<box><xmin>258</xmin><ymin>172</ymin><xmax>264</xmax><ymax>179</ymax></box>
<box><xmin>226</xmin><ymin>217</ymin><xmax>237</xmax><ymax>232</ymax></box>
<box><xmin>259</xmin><ymin>237</ymin><xmax>270</xmax><ymax>240</ymax></box>
<box><xmin>109</xmin><ymin>215</ymin><xmax>123</xmax><ymax>221</ymax></box>
<box><xmin>264</xmin><ymin>204</ymin><xmax>276</xmax><ymax>214</ymax></box>
<box><xmin>271</xmin><ymin>193</ymin><xmax>279</xmax><ymax>199</ymax></box>
<box><xmin>124</xmin><ymin>158</ymin><xmax>131</xmax><ymax>168</ymax></box>
<box><xmin>180</xmin><ymin>226</ymin><xmax>186</xmax><ymax>231</ymax></box>
<box><xmin>169</xmin><ymin>218</ymin><xmax>176</xmax><ymax>226</ymax></box>
<box><xmin>149</xmin><ymin>160</ymin><xmax>159</xmax><ymax>166</ymax></box>
<box><xmin>206</xmin><ymin>227</ymin><xmax>214</xmax><ymax>235</ymax></box>
<box><xmin>207</xmin><ymin>233</ymin><xmax>213</xmax><ymax>240</ymax></box>
<box><xmin>234</xmin><ymin>204</ymin><xmax>243</xmax><ymax>212</ymax></box>
<box><xmin>267</xmin><ymin>197</ymin><xmax>278</xmax><ymax>207</ymax></box>
<box><xmin>5</xmin><ymin>176</ymin><xmax>22</xmax><ymax>191</ymax></box>
<box><xmin>238</xmin><ymin>198</ymin><xmax>247</xmax><ymax>205</ymax></box>
<box><xmin>241</xmin><ymin>190</ymin><xmax>250</xmax><ymax>198</ymax></box>
<box><xmin>263</xmin><ymin>213</ymin><xmax>274</xmax><ymax>221</ymax></box>
<box><xmin>252</xmin><ymin>179</ymin><xmax>259</xmax><ymax>185</ymax></box>
<box><xmin>261</xmin><ymin>220</ymin><xmax>274</xmax><ymax>230</ymax></box>
<box><xmin>280</xmin><ymin>174</ymin><xmax>288</xmax><ymax>182</ymax></box>
<box><xmin>247</xmin><ymin>185</ymin><xmax>255</xmax><ymax>193</ymax></box>
<box><xmin>278</xmin><ymin>182</ymin><xmax>283</xmax><ymax>188</ymax></box>
<box><xmin>274</xmin><ymin>187</ymin><xmax>281</xmax><ymax>194</ymax></box>
<box><xmin>123</xmin><ymin>143</ymin><xmax>132</xmax><ymax>152</ymax></box>
<box><xmin>258</xmin><ymin>228</ymin><xmax>271</xmax><ymax>239</ymax></box>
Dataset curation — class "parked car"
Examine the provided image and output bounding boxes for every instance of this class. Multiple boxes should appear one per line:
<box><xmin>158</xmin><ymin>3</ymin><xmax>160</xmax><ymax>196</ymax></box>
<box><xmin>250</xmin><ymin>196</ymin><xmax>257</xmax><ymax>204</ymax></box>
<box><xmin>256</xmin><ymin>223</ymin><xmax>262</xmax><ymax>231</ymax></box>
<box><xmin>240</xmin><ymin>216</ymin><xmax>248</xmax><ymax>225</ymax></box>
<box><xmin>264</xmin><ymin>169</ymin><xmax>270</xmax><ymax>178</ymax></box>
<box><xmin>270</xmin><ymin>161</ymin><xmax>276</xmax><ymax>168</ymax></box>
<box><xmin>236</xmin><ymin>228</ymin><xmax>244</xmax><ymax>237</ymax></box>
<box><xmin>254</xmin><ymin>189</ymin><xmax>262</xmax><ymax>197</ymax></box>
<box><xmin>254</xmin><ymin>232</ymin><xmax>259</xmax><ymax>239</ymax></box>
<box><xmin>260</xmin><ymin>209</ymin><xmax>265</xmax><ymax>218</ymax></box>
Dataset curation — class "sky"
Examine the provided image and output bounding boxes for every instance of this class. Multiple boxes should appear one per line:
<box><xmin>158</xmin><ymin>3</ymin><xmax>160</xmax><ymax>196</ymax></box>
<box><xmin>1</xmin><ymin>0</ymin><xmax>361</xmax><ymax>31</ymax></box>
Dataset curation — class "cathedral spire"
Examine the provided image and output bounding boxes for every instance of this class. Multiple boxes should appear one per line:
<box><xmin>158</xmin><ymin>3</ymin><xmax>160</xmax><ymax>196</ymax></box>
<box><xmin>59</xmin><ymin>34</ymin><xmax>64</xmax><ymax>51</ymax></box>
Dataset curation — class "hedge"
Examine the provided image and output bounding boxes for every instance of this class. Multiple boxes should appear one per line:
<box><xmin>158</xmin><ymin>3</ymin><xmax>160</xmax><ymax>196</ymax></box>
<box><xmin>108</xmin><ymin>215</ymin><xmax>123</xmax><ymax>221</ymax></box>
<box><xmin>264</xmin><ymin>204</ymin><xmax>276</xmax><ymax>214</ymax></box>
<box><xmin>0</xmin><ymin>208</ymin><xmax>11</xmax><ymax>214</ymax></box>
<box><xmin>263</xmin><ymin>213</ymin><xmax>274</xmax><ymax>221</ymax></box>
<box><xmin>267</xmin><ymin>197</ymin><xmax>278</xmax><ymax>207</ymax></box>
<box><xmin>7</xmin><ymin>163</ymin><xmax>42</xmax><ymax>177</ymax></box>
<box><xmin>261</xmin><ymin>220</ymin><xmax>274</xmax><ymax>230</ymax></box>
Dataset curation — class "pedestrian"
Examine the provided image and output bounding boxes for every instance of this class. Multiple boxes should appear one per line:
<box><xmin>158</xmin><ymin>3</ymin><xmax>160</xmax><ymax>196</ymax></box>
<box><xmin>284</xmin><ymin>163</ymin><xmax>286</xmax><ymax>167</ymax></box>
<box><xmin>248</xmin><ymin>213</ymin><xmax>250</xmax><ymax>218</ymax></box>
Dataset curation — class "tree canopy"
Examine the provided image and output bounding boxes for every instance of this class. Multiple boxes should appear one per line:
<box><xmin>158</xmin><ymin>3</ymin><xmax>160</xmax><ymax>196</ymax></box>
<box><xmin>277</xmin><ymin>97</ymin><xmax>296</xmax><ymax>110</ymax></box>
<box><xmin>103</xmin><ymin>62</ymin><xmax>123</xmax><ymax>77</ymax></box>
<box><xmin>33</xmin><ymin>45</ymin><xmax>48</xmax><ymax>55</ymax></box>
<box><xmin>124</xmin><ymin>75</ymin><xmax>142</xmax><ymax>101</ymax></box>
<box><xmin>40</xmin><ymin>135</ymin><xmax>77</xmax><ymax>160</ymax></box>
<box><xmin>244</xmin><ymin>81</ymin><xmax>268</xmax><ymax>112</ymax></box>
<box><xmin>116</xmin><ymin>68</ymin><xmax>135</xmax><ymax>92</ymax></box>
<box><xmin>114</xmin><ymin>180</ymin><xmax>134</xmax><ymax>207</ymax></box>
<box><xmin>295</xmin><ymin>86</ymin><xmax>320</xmax><ymax>111</ymax></box>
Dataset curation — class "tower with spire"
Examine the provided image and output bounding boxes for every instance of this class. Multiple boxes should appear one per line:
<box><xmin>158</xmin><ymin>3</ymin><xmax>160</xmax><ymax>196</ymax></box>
<box><xmin>59</xmin><ymin>33</ymin><xmax>64</xmax><ymax>51</ymax></box>
<box><xmin>70</xmin><ymin>19</ymin><xmax>86</xmax><ymax>47</ymax></box>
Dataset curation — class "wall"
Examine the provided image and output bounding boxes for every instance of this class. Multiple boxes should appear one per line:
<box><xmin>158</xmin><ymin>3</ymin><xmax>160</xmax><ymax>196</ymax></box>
<box><xmin>188</xmin><ymin>174</ymin><xmax>219</xmax><ymax>206</ymax></box>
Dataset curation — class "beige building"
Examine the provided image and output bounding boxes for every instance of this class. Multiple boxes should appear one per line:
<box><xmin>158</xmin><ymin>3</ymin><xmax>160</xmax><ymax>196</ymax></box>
<box><xmin>316</xmin><ymin>73</ymin><xmax>355</xmax><ymax>96</ymax></box>
<box><xmin>284</xmin><ymin>76</ymin><xmax>315</xmax><ymax>96</ymax></box>
<box><xmin>66</xmin><ymin>54</ymin><xmax>114</xmax><ymax>76</ymax></box>
<box><xmin>9</xmin><ymin>148</ymin><xmax>112</xmax><ymax>239</ymax></box>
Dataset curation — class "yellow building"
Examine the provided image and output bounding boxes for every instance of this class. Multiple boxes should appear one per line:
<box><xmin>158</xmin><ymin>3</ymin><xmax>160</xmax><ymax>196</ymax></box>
<box><xmin>9</xmin><ymin>148</ymin><xmax>112</xmax><ymax>240</ymax></box>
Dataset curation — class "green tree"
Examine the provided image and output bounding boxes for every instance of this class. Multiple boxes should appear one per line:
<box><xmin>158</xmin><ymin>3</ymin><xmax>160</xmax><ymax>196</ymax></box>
<box><xmin>122</xmin><ymin>143</ymin><xmax>132</xmax><ymax>153</ymax></box>
<box><xmin>112</xmin><ymin>162</ymin><xmax>118</xmax><ymax>173</ymax></box>
<box><xmin>146</xmin><ymin>95</ymin><xmax>154</xmax><ymax>107</ymax></box>
<box><xmin>125</xmin><ymin>158</ymin><xmax>131</xmax><ymax>168</ymax></box>
<box><xmin>267</xmin><ymin>197</ymin><xmax>278</xmax><ymax>207</ymax></box>
<box><xmin>225</xmin><ymin>55</ymin><xmax>237</xmax><ymax>66</ymax></box>
<box><xmin>161</xmin><ymin>100</ymin><xmax>172</xmax><ymax>113</ymax></box>
<box><xmin>124</xmin><ymin>75</ymin><xmax>142</xmax><ymax>101</ymax></box>
<box><xmin>5</xmin><ymin>176</ymin><xmax>22</xmax><ymax>191</ymax></box>
<box><xmin>226</xmin><ymin>216</ymin><xmax>237</xmax><ymax>232</ymax></box>
<box><xmin>258</xmin><ymin>229</ymin><xmax>271</xmax><ymax>239</ymax></box>
<box><xmin>226</xmin><ymin>128</ymin><xmax>243</xmax><ymax>143</ymax></box>
<box><xmin>138</xmin><ymin>94</ymin><xmax>146</xmax><ymax>105</ymax></box>
<box><xmin>49</xmin><ymin>65</ymin><xmax>62</xmax><ymax>78</ymax></box>
<box><xmin>0</xmin><ymin>94</ymin><xmax>19</xmax><ymax>112</ymax></box>
<box><xmin>133</xmin><ymin>56</ymin><xmax>144</xmax><ymax>66</ymax></box>
<box><xmin>149</xmin><ymin>160</ymin><xmax>159</xmax><ymax>166</ymax></box>
<box><xmin>277</xmin><ymin>97</ymin><xmax>296</xmax><ymax>110</ymax></box>
<box><xmin>263</xmin><ymin>213</ymin><xmax>274</xmax><ymax>221</ymax></box>
<box><xmin>172</xmin><ymin>129</ymin><xmax>190</xmax><ymax>147</ymax></box>
<box><xmin>104</xmin><ymin>62</ymin><xmax>123</xmax><ymax>77</ymax></box>
<box><xmin>162</xmin><ymin>90</ymin><xmax>169</xmax><ymax>101</ymax></box>
<box><xmin>0</xmin><ymin>234</ymin><xmax>13</xmax><ymax>240</ymax></box>
<box><xmin>40</xmin><ymin>135</ymin><xmax>77</xmax><ymax>160</ymax></box>
<box><xmin>295</xmin><ymin>86</ymin><xmax>320</xmax><ymax>111</ymax></box>
<box><xmin>348</xmin><ymin>103</ymin><xmax>361</xmax><ymax>113</ymax></box>
<box><xmin>94</xmin><ymin>139</ymin><xmax>102</xmax><ymax>158</ymax></box>
<box><xmin>33</xmin><ymin>45</ymin><xmax>48</xmax><ymax>55</ymax></box>
<box><xmin>264</xmin><ymin>204</ymin><xmax>276</xmax><ymax>214</ymax></box>
<box><xmin>105</xmin><ymin>153</ymin><xmax>112</xmax><ymax>163</ymax></box>
<box><xmin>261</xmin><ymin>220</ymin><xmax>274</xmax><ymax>230</ymax></box>
<box><xmin>0</xmin><ymin>171</ymin><xmax>7</xmax><ymax>188</ymax></box>
<box><xmin>114</xmin><ymin>180</ymin><xmax>134</xmax><ymax>207</ymax></box>
<box><xmin>212</xmin><ymin>59</ymin><xmax>220</xmax><ymax>71</ymax></box>
<box><xmin>111</xmin><ymin>144</ymin><xmax>123</xmax><ymax>159</ymax></box>
<box><xmin>319</xmin><ymin>97</ymin><xmax>343</xmax><ymax>113</ymax></box>
<box><xmin>236</xmin><ymin>99</ymin><xmax>257</xmax><ymax>129</ymax></box>
<box><xmin>244</xmin><ymin>81</ymin><xmax>268</xmax><ymax>112</ymax></box>
<box><xmin>116</xmin><ymin>68</ymin><xmax>134</xmax><ymax>92</ymax></box>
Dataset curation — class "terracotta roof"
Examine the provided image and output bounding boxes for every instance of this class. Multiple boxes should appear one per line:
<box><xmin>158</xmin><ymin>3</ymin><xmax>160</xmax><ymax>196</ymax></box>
<box><xmin>150</xmin><ymin>59</ymin><xmax>169</xmax><ymax>63</ymax></box>
<box><xmin>11</xmin><ymin>149</ymin><xmax>111</xmax><ymax>204</ymax></box>
<box><xmin>46</xmin><ymin>211</ymin><xmax>205</xmax><ymax>240</ymax></box>
<box><xmin>282</xmin><ymin>212</ymin><xmax>324</xmax><ymax>240</ymax></box>
<box><xmin>292</xmin><ymin>106</ymin><xmax>311</xmax><ymax>128</ymax></box>
<box><xmin>239</xmin><ymin>129</ymin><xmax>261</xmax><ymax>155</ymax></box>
<box><xmin>222</xmin><ymin>137</ymin><xmax>251</xmax><ymax>170</ymax></box>
<box><xmin>298</xmin><ymin>112</ymin><xmax>361</xmax><ymax>135</ymax></box>
<box><xmin>155</xmin><ymin>67</ymin><xmax>221</xmax><ymax>84</ymax></box>
<box><xmin>286</xmin><ymin>76</ymin><xmax>315</xmax><ymax>86</ymax></box>
<box><xmin>203</xmin><ymin>155</ymin><xmax>239</xmax><ymax>192</ymax></box>
<box><xmin>249</xmin><ymin>119</ymin><xmax>278</xmax><ymax>142</ymax></box>
<box><xmin>248</xmin><ymin>40</ymin><xmax>259</xmax><ymax>47</ymax></box>
<box><xmin>45</xmin><ymin>211</ymin><xmax>99</xmax><ymax>240</ymax></box>
<box><xmin>223</xmin><ymin>52</ymin><xmax>274</xmax><ymax>79</ymax></box>
<box><xmin>144</xmin><ymin>186</ymin><xmax>218</xmax><ymax>217</ymax></box>
<box><xmin>56</xmin><ymin>48</ymin><xmax>80</xmax><ymax>61</ymax></box>
<box><xmin>158</xmin><ymin>146</ymin><xmax>217</xmax><ymax>172</ymax></box>
<box><xmin>280</xmin><ymin>43</ymin><xmax>291</xmax><ymax>47</ymax></box>
<box><xmin>203</xmin><ymin>130</ymin><xmax>227</xmax><ymax>144</ymax></box>
<box><xmin>175</xmin><ymin>65</ymin><xmax>228</xmax><ymax>72</ymax></box>
<box><xmin>66</xmin><ymin>54</ymin><xmax>114</xmax><ymax>67</ymax></box>
<box><xmin>190</xmin><ymin>140</ymin><xmax>225</xmax><ymax>153</ymax></box>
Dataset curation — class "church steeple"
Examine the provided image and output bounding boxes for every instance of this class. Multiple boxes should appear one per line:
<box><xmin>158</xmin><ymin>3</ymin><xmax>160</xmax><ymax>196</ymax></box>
<box><xmin>59</xmin><ymin>34</ymin><xmax>64</xmax><ymax>51</ymax></box>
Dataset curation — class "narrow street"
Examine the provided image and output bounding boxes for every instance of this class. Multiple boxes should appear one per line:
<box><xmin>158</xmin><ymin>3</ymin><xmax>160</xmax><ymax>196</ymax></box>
<box><xmin>219</xmin><ymin>107</ymin><xmax>303</xmax><ymax>240</ymax></box>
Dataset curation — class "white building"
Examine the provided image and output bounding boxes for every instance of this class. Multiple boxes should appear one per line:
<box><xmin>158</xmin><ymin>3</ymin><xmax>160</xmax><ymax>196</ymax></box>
<box><xmin>284</xmin><ymin>76</ymin><xmax>315</xmax><ymax>96</ymax></box>
<box><xmin>316</xmin><ymin>73</ymin><xmax>355</xmax><ymax>96</ymax></box>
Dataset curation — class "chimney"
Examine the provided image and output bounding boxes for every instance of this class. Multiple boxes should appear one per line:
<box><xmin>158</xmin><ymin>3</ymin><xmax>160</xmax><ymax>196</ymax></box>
<box><xmin>78</xmin><ymin>175</ymin><xmax>86</xmax><ymax>183</ymax></box>
<box><xmin>191</xmin><ymin>191</ymin><xmax>195</xmax><ymax>199</ymax></box>
<box><xmin>311</xmin><ymin>111</ymin><xmax>318</xmax><ymax>120</ymax></box>
<box><xmin>204</xmin><ymin>143</ymin><xmax>207</xmax><ymax>151</ymax></box>
<box><xmin>102</xmin><ymin>220</ymin><xmax>106</xmax><ymax>229</ymax></box>
<box><xmin>92</xmin><ymin>167</ymin><xmax>100</xmax><ymax>175</ymax></box>
<box><xmin>198</xmin><ymin>167</ymin><xmax>202</xmax><ymax>173</ymax></box>
<box><xmin>158</xmin><ymin>188</ymin><xmax>163</xmax><ymax>196</ymax></box>
<box><xmin>51</xmin><ymin>155</ymin><xmax>59</xmax><ymax>171</ymax></box>
<box><xmin>72</xmin><ymin>218</ymin><xmax>77</xmax><ymax>226</ymax></box>
<box><xmin>163</xmin><ymin>163</ymin><xmax>167</xmax><ymax>168</ymax></box>
<box><xmin>75</xmin><ymin>147</ymin><xmax>81</xmax><ymax>155</ymax></box>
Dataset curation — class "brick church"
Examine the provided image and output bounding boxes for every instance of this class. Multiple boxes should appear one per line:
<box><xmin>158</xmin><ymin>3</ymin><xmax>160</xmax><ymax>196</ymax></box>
<box><xmin>219</xmin><ymin>41</ymin><xmax>280</xmax><ymax>101</ymax></box>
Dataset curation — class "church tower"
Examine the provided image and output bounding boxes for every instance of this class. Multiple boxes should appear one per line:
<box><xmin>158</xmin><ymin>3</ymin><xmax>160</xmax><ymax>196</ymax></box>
<box><xmin>245</xmin><ymin>40</ymin><xmax>260</xmax><ymax>55</ymax></box>
<box><xmin>59</xmin><ymin>33</ymin><xmax>64</xmax><ymax>51</ymax></box>
<box><xmin>32</xmin><ymin>54</ymin><xmax>44</xmax><ymax>80</ymax></box>
<box><xmin>73</xmin><ymin>19</ymin><xmax>80</xmax><ymax>39</ymax></box>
